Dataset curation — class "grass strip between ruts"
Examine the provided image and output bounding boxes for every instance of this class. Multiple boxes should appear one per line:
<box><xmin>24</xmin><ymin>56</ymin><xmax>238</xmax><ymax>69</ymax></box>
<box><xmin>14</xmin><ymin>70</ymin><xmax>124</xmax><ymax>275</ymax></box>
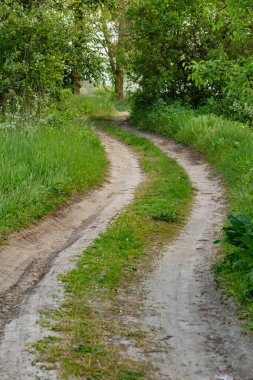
<box><xmin>34</xmin><ymin>121</ymin><xmax>193</xmax><ymax>379</ymax></box>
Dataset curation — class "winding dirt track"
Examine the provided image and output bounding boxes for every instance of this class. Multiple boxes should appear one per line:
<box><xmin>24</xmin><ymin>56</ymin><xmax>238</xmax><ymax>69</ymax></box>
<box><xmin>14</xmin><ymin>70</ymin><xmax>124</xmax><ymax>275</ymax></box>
<box><xmin>0</xmin><ymin>133</ymin><xmax>142</xmax><ymax>379</ymax></box>
<box><xmin>0</xmin><ymin>125</ymin><xmax>253</xmax><ymax>380</ymax></box>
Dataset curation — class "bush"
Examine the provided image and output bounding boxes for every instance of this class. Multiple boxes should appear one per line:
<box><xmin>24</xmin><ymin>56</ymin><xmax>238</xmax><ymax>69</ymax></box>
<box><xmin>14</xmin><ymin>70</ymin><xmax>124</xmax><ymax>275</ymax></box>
<box><xmin>215</xmin><ymin>214</ymin><xmax>253</xmax><ymax>292</ymax></box>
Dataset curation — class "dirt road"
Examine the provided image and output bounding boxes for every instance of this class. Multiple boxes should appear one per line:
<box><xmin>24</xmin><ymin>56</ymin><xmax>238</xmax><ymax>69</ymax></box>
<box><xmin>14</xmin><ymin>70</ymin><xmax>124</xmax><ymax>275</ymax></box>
<box><xmin>0</xmin><ymin>133</ymin><xmax>142</xmax><ymax>379</ymax></box>
<box><xmin>0</xmin><ymin>125</ymin><xmax>252</xmax><ymax>380</ymax></box>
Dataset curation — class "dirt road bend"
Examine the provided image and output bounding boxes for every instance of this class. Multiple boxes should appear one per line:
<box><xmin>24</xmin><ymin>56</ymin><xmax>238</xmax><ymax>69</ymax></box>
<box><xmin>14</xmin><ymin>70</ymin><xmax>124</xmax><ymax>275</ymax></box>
<box><xmin>0</xmin><ymin>133</ymin><xmax>142</xmax><ymax>379</ymax></box>
<box><xmin>133</xmin><ymin>130</ymin><xmax>253</xmax><ymax>380</ymax></box>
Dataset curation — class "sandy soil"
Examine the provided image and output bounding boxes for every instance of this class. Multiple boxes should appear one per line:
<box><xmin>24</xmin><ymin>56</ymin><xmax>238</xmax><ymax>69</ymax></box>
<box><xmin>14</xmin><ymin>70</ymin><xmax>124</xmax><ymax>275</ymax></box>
<box><xmin>132</xmin><ymin>130</ymin><xmax>253</xmax><ymax>380</ymax></box>
<box><xmin>0</xmin><ymin>133</ymin><xmax>143</xmax><ymax>379</ymax></box>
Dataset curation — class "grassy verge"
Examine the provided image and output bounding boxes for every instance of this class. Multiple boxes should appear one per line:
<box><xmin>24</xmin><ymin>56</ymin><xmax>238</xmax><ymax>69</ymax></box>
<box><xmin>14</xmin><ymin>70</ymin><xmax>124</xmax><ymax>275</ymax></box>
<box><xmin>0</xmin><ymin>94</ymin><xmax>110</xmax><ymax>243</ymax></box>
<box><xmin>131</xmin><ymin>99</ymin><xmax>253</xmax><ymax>328</ymax></box>
<box><xmin>34</xmin><ymin>121</ymin><xmax>193</xmax><ymax>379</ymax></box>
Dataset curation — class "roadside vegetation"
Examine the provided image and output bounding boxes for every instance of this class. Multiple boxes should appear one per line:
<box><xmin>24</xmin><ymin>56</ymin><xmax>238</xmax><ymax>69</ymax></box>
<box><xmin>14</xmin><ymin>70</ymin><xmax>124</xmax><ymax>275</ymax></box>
<box><xmin>131</xmin><ymin>99</ymin><xmax>253</xmax><ymax>328</ymax></box>
<box><xmin>0</xmin><ymin>94</ymin><xmax>109</xmax><ymax>244</ymax></box>
<box><xmin>34</xmin><ymin>121</ymin><xmax>193</xmax><ymax>379</ymax></box>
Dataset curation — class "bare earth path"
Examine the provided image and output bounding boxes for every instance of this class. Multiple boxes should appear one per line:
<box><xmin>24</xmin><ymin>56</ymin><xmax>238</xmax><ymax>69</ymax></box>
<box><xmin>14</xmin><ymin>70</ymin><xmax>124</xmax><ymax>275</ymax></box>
<box><xmin>0</xmin><ymin>133</ymin><xmax>142</xmax><ymax>379</ymax></box>
<box><xmin>131</xmin><ymin>129</ymin><xmax>253</xmax><ymax>380</ymax></box>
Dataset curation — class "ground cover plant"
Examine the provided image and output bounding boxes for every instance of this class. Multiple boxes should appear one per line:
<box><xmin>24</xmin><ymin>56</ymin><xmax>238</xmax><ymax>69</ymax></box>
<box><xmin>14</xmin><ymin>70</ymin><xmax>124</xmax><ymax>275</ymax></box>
<box><xmin>131</xmin><ymin>99</ymin><xmax>253</xmax><ymax>328</ymax></box>
<box><xmin>0</xmin><ymin>94</ymin><xmax>109</xmax><ymax>243</ymax></box>
<box><xmin>34</xmin><ymin>121</ymin><xmax>193</xmax><ymax>379</ymax></box>
<box><xmin>215</xmin><ymin>214</ymin><xmax>253</xmax><ymax>284</ymax></box>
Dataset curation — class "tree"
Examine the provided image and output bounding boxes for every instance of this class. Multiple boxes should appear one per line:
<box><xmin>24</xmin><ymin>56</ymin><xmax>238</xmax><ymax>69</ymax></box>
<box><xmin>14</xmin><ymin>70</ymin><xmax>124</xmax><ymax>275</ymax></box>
<box><xmin>0</xmin><ymin>0</ymin><xmax>104</xmax><ymax>110</ymax></box>
<box><xmin>84</xmin><ymin>0</ymin><xmax>129</xmax><ymax>100</ymax></box>
<box><xmin>0</xmin><ymin>1</ymin><xmax>69</xmax><ymax>110</ymax></box>
<box><xmin>190</xmin><ymin>0</ymin><xmax>253</xmax><ymax>122</ymax></box>
<box><xmin>127</xmin><ymin>0</ymin><xmax>253</xmax><ymax>122</ymax></box>
<box><xmin>62</xmin><ymin>0</ymin><xmax>104</xmax><ymax>95</ymax></box>
<box><xmin>127</xmin><ymin>0</ymin><xmax>215</xmax><ymax>105</ymax></box>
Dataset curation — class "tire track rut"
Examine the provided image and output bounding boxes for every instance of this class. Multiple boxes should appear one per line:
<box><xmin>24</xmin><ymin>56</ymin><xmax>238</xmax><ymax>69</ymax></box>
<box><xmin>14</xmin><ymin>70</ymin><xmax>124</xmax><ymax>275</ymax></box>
<box><xmin>133</xmin><ymin>130</ymin><xmax>253</xmax><ymax>380</ymax></box>
<box><xmin>0</xmin><ymin>133</ymin><xmax>143</xmax><ymax>379</ymax></box>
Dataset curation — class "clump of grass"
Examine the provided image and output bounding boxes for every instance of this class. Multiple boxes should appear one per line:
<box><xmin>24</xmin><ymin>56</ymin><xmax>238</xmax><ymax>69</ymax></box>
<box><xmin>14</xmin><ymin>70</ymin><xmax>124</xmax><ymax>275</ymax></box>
<box><xmin>131</xmin><ymin>99</ymin><xmax>253</xmax><ymax>327</ymax></box>
<box><xmin>0</xmin><ymin>94</ymin><xmax>110</xmax><ymax>243</ymax></box>
<box><xmin>34</xmin><ymin>123</ymin><xmax>193</xmax><ymax>379</ymax></box>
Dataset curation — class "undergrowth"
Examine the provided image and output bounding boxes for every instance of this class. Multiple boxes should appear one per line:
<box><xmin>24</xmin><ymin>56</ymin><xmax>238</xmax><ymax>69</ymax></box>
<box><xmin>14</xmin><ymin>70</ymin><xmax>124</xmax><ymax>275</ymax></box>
<box><xmin>0</xmin><ymin>93</ymin><xmax>110</xmax><ymax>243</ymax></box>
<box><xmin>131</xmin><ymin>98</ymin><xmax>253</xmax><ymax>328</ymax></box>
<box><xmin>34</xmin><ymin>122</ymin><xmax>193</xmax><ymax>379</ymax></box>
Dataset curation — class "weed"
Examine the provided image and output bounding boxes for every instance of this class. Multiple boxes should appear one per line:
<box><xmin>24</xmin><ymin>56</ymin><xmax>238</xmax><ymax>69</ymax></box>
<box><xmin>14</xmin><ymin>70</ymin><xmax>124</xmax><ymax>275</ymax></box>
<box><xmin>215</xmin><ymin>215</ymin><xmax>253</xmax><ymax>275</ymax></box>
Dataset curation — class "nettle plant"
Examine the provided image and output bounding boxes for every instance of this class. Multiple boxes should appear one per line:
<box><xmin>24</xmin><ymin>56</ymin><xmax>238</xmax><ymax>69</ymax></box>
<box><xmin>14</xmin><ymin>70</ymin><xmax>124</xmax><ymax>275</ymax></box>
<box><xmin>215</xmin><ymin>214</ymin><xmax>253</xmax><ymax>283</ymax></box>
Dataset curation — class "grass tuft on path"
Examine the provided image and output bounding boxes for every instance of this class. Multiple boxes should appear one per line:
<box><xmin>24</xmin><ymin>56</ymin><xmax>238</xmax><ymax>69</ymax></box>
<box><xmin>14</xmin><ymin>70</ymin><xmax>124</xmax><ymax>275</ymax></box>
<box><xmin>34</xmin><ymin>121</ymin><xmax>193</xmax><ymax>379</ymax></box>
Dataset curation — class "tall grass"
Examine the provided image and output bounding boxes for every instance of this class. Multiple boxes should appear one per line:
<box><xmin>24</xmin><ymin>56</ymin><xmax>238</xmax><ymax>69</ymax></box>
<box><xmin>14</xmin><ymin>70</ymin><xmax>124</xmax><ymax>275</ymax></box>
<box><xmin>131</xmin><ymin>99</ymin><xmax>253</xmax><ymax>326</ymax></box>
<box><xmin>0</xmin><ymin>94</ymin><xmax>109</xmax><ymax>243</ymax></box>
<box><xmin>60</xmin><ymin>91</ymin><xmax>117</xmax><ymax>120</ymax></box>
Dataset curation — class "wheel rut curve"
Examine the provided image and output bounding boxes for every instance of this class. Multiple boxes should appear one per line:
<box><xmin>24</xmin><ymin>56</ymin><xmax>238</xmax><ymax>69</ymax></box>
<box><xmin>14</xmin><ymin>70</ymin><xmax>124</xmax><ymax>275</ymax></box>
<box><xmin>0</xmin><ymin>133</ymin><xmax>143</xmax><ymax>379</ymax></box>
<box><xmin>132</xmin><ymin>129</ymin><xmax>253</xmax><ymax>380</ymax></box>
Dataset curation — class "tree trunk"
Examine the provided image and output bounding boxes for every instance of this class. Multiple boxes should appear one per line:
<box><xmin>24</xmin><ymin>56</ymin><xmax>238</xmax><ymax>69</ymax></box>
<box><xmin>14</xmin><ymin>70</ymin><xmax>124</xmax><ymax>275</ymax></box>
<box><xmin>115</xmin><ymin>67</ymin><xmax>124</xmax><ymax>100</ymax></box>
<box><xmin>73</xmin><ymin>72</ymin><xmax>81</xmax><ymax>95</ymax></box>
<box><xmin>101</xmin><ymin>0</ymin><xmax>127</xmax><ymax>100</ymax></box>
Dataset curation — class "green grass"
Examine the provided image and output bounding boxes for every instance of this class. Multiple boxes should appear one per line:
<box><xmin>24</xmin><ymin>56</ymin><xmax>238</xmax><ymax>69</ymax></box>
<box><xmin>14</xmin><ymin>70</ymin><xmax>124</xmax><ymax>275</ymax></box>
<box><xmin>0</xmin><ymin>94</ymin><xmax>109</xmax><ymax>243</ymax></box>
<box><xmin>131</xmin><ymin>99</ymin><xmax>253</xmax><ymax>327</ymax></box>
<box><xmin>34</xmin><ymin>122</ymin><xmax>193</xmax><ymax>379</ymax></box>
<box><xmin>60</xmin><ymin>91</ymin><xmax>117</xmax><ymax>119</ymax></box>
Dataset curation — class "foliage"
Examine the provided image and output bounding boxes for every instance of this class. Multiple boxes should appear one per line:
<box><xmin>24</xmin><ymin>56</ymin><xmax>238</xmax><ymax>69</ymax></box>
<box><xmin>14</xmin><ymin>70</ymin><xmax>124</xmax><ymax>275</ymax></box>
<box><xmin>82</xmin><ymin>0</ymin><xmax>130</xmax><ymax>100</ymax></box>
<box><xmin>127</xmin><ymin>0</ymin><xmax>253</xmax><ymax>122</ymax></box>
<box><xmin>190</xmin><ymin>0</ymin><xmax>253</xmax><ymax>124</ymax></box>
<box><xmin>61</xmin><ymin>0</ymin><xmax>105</xmax><ymax>92</ymax></box>
<box><xmin>0</xmin><ymin>1</ymin><xmax>103</xmax><ymax>111</ymax></box>
<box><xmin>131</xmin><ymin>99</ymin><xmax>253</xmax><ymax>321</ymax></box>
<box><xmin>1</xmin><ymin>0</ymin><xmax>252</xmax><ymax>119</ymax></box>
<box><xmin>126</xmin><ymin>0</ymin><xmax>216</xmax><ymax>104</ymax></box>
<box><xmin>0</xmin><ymin>1</ymin><xmax>66</xmax><ymax>108</ymax></box>
<box><xmin>215</xmin><ymin>214</ymin><xmax>253</xmax><ymax>283</ymax></box>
